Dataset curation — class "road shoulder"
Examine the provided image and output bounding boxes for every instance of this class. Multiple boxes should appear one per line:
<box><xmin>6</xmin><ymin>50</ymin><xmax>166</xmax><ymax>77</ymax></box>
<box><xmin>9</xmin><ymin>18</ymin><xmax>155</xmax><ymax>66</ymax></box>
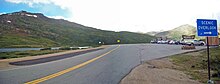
<box><xmin>120</xmin><ymin>58</ymin><xmax>201</xmax><ymax>84</ymax></box>
<box><xmin>0</xmin><ymin>45</ymin><xmax>108</xmax><ymax>70</ymax></box>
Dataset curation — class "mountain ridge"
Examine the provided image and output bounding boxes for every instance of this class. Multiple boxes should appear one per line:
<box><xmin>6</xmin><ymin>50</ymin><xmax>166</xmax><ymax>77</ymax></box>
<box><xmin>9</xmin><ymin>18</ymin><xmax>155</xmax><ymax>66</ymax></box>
<box><xmin>154</xmin><ymin>24</ymin><xmax>201</xmax><ymax>40</ymax></box>
<box><xmin>154</xmin><ymin>24</ymin><xmax>220</xmax><ymax>40</ymax></box>
<box><xmin>0</xmin><ymin>11</ymin><xmax>154</xmax><ymax>48</ymax></box>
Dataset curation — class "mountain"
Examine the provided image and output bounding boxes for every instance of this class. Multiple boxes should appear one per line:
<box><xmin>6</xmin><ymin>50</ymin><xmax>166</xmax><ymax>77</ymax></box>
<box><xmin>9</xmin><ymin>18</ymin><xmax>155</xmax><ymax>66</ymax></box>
<box><xmin>155</xmin><ymin>24</ymin><xmax>201</xmax><ymax>40</ymax></box>
<box><xmin>0</xmin><ymin>11</ymin><xmax>154</xmax><ymax>48</ymax></box>
<box><xmin>146</xmin><ymin>31</ymin><xmax>161</xmax><ymax>36</ymax></box>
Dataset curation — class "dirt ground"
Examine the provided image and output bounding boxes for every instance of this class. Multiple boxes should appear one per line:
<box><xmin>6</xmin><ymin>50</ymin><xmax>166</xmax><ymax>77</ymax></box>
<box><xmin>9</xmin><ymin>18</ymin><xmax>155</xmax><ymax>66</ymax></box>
<box><xmin>0</xmin><ymin>45</ymin><xmax>107</xmax><ymax>70</ymax></box>
<box><xmin>120</xmin><ymin>58</ymin><xmax>201</xmax><ymax>84</ymax></box>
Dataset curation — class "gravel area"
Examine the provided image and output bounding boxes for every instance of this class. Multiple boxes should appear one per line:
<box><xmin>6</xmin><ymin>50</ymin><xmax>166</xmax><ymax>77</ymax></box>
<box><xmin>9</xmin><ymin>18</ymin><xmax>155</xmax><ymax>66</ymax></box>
<box><xmin>120</xmin><ymin>58</ymin><xmax>201</xmax><ymax>84</ymax></box>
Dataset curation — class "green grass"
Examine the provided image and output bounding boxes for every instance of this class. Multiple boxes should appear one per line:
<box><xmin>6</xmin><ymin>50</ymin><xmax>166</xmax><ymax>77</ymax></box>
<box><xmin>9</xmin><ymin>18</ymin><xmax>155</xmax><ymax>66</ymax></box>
<box><xmin>0</xmin><ymin>50</ymin><xmax>65</xmax><ymax>59</ymax></box>
<box><xmin>0</xmin><ymin>35</ymin><xmax>58</xmax><ymax>48</ymax></box>
<box><xmin>169</xmin><ymin>47</ymin><xmax>220</xmax><ymax>83</ymax></box>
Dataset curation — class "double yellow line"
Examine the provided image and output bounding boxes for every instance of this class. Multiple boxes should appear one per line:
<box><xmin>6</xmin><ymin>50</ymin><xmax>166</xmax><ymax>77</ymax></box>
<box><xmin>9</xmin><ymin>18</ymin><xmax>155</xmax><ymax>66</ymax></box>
<box><xmin>25</xmin><ymin>45</ymin><xmax>120</xmax><ymax>84</ymax></box>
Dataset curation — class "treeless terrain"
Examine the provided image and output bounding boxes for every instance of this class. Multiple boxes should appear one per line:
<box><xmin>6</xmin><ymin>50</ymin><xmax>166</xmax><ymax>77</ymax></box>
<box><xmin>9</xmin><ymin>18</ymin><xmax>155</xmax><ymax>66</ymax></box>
<box><xmin>120</xmin><ymin>58</ymin><xmax>201</xmax><ymax>84</ymax></box>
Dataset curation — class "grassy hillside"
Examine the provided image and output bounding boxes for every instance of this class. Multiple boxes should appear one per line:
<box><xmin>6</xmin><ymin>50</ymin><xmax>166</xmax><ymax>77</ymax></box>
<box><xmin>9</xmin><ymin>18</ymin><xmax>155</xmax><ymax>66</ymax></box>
<box><xmin>0</xmin><ymin>35</ymin><xmax>58</xmax><ymax>48</ymax></box>
<box><xmin>155</xmin><ymin>24</ymin><xmax>205</xmax><ymax>40</ymax></box>
<box><xmin>155</xmin><ymin>24</ymin><xmax>196</xmax><ymax>40</ymax></box>
<box><xmin>0</xmin><ymin>11</ymin><xmax>154</xmax><ymax>48</ymax></box>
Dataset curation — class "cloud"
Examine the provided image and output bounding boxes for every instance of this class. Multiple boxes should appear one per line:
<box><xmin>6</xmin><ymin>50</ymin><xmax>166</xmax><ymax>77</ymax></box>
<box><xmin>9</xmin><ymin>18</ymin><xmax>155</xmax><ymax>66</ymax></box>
<box><xmin>5</xmin><ymin>0</ymin><xmax>51</xmax><ymax>6</ymax></box>
<box><xmin>5</xmin><ymin>0</ymin><xmax>70</xmax><ymax>9</ymax></box>
<box><xmin>47</xmin><ymin>15</ymin><xmax>67</xmax><ymax>20</ymax></box>
<box><xmin>119</xmin><ymin>0</ymin><xmax>220</xmax><ymax>31</ymax></box>
<box><xmin>0</xmin><ymin>12</ymin><xmax>6</xmax><ymax>15</ymax></box>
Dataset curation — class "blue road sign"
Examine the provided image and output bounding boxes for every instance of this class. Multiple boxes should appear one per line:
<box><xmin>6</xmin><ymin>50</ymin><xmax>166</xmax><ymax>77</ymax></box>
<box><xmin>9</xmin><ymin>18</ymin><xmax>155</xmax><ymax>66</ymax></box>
<box><xmin>197</xmin><ymin>19</ymin><xmax>218</xmax><ymax>37</ymax></box>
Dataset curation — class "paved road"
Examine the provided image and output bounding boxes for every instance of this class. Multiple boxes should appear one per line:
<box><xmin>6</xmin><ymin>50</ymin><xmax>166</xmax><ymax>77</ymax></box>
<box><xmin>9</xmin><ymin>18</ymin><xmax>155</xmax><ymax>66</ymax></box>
<box><xmin>0</xmin><ymin>44</ymin><xmax>205</xmax><ymax>84</ymax></box>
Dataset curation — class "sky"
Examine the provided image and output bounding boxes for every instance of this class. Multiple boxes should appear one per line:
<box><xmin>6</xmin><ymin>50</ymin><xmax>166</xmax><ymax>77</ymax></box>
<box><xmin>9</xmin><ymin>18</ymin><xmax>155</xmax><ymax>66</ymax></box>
<box><xmin>0</xmin><ymin>0</ymin><xmax>220</xmax><ymax>32</ymax></box>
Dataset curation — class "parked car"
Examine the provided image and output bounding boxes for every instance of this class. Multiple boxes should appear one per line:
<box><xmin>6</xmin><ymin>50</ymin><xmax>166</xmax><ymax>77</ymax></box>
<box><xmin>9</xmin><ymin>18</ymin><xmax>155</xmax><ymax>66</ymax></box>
<box><xmin>175</xmin><ymin>41</ymin><xmax>181</xmax><ymax>45</ymax></box>
<box><xmin>193</xmin><ymin>40</ymin><xmax>206</xmax><ymax>46</ymax></box>
<box><xmin>157</xmin><ymin>40</ymin><xmax>162</xmax><ymax>44</ymax></box>
<box><xmin>169</xmin><ymin>40</ymin><xmax>176</xmax><ymax>44</ymax></box>
<box><xmin>184</xmin><ymin>40</ymin><xmax>205</xmax><ymax>46</ymax></box>
<box><xmin>156</xmin><ymin>40</ymin><xmax>173</xmax><ymax>44</ymax></box>
<box><xmin>150</xmin><ymin>40</ymin><xmax>157</xmax><ymax>44</ymax></box>
<box><xmin>169</xmin><ymin>40</ymin><xmax>181</xmax><ymax>45</ymax></box>
<box><xmin>180</xmin><ymin>40</ymin><xmax>186</xmax><ymax>45</ymax></box>
<box><xmin>157</xmin><ymin>40</ymin><xmax>169</xmax><ymax>44</ymax></box>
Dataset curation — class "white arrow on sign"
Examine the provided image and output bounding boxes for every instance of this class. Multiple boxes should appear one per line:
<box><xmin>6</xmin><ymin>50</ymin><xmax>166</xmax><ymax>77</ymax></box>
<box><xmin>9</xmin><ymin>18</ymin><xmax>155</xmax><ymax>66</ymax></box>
<box><xmin>204</xmin><ymin>32</ymin><xmax>212</xmax><ymax>34</ymax></box>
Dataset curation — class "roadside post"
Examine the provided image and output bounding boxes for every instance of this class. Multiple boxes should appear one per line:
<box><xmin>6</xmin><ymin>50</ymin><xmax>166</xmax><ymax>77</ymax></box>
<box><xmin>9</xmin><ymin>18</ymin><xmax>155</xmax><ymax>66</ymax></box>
<box><xmin>197</xmin><ymin>19</ymin><xmax>218</xmax><ymax>84</ymax></box>
<box><xmin>117</xmin><ymin>40</ymin><xmax>121</xmax><ymax>43</ymax></box>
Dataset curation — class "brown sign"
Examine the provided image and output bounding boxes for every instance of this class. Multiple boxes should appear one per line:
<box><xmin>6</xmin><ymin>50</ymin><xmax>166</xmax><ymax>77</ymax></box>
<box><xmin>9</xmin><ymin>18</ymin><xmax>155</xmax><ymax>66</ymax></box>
<box><xmin>207</xmin><ymin>37</ymin><xmax>219</xmax><ymax>46</ymax></box>
<box><xmin>182</xmin><ymin>35</ymin><xmax>195</xmax><ymax>39</ymax></box>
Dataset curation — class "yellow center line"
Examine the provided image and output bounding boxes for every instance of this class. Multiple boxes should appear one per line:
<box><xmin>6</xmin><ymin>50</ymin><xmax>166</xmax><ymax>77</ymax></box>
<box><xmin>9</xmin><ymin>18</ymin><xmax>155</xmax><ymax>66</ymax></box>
<box><xmin>25</xmin><ymin>45</ymin><xmax>120</xmax><ymax>84</ymax></box>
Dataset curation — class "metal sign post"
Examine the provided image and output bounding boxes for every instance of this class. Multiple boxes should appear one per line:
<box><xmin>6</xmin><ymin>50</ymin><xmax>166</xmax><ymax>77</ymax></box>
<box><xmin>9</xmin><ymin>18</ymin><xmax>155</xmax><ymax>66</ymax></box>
<box><xmin>206</xmin><ymin>37</ymin><xmax>210</xmax><ymax>80</ymax></box>
<box><xmin>197</xmin><ymin>19</ymin><xmax>218</xmax><ymax>84</ymax></box>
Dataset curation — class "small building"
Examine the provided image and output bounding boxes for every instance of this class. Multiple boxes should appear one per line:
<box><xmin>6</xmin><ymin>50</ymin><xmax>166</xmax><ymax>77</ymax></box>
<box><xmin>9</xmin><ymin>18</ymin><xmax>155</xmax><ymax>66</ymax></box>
<box><xmin>206</xmin><ymin>37</ymin><xmax>219</xmax><ymax>46</ymax></box>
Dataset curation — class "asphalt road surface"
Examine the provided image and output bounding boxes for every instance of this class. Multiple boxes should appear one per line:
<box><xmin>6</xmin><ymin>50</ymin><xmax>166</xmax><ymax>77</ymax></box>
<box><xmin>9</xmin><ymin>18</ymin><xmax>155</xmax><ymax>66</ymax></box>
<box><xmin>0</xmin><ymin>44</ymin><xmax>205</xmax><ymax>84</ymax></box>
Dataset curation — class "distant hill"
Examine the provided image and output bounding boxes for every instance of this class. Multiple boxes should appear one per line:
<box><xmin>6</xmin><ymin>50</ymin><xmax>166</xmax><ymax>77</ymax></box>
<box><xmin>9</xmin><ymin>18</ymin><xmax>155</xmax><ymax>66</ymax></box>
<box><xmin>155</xmin><ymin>24</ymin><xmax>203</xmax><ymax>40</ymax></box>
<box><xmin>146</xmin><ymin>31</ymin><xmax>161</xmax><ymax>36</ymax></box>
<box><xmin>0</xmin><ymin>11</ymin><xmax>154</xmax><ymax>48</ymax></box>
<box><xmin>151</xmin><ymin>24</ymin><xmax>220</xmax><ymax>40</ymax></box>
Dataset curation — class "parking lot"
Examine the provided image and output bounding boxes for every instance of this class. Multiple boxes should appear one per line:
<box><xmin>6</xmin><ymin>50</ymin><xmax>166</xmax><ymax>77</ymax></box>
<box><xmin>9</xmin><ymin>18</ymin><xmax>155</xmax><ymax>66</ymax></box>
<box><xmin>151</xmin><ymin>39</ymin><xmax>206</xmax><ymax>46</ymax></box>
